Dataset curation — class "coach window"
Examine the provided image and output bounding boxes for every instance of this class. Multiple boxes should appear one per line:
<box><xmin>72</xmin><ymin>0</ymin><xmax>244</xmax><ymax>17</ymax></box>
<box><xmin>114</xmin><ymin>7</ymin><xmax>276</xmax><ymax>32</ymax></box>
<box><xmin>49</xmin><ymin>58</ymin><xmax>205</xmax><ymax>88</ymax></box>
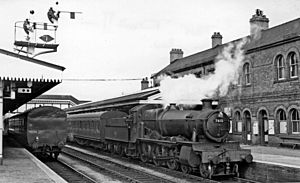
<box><xmin>289</xmin><ymin>52</ymin><xmax>298</xmax><ymax>78</ymax></box>
<box><xmin>276</xmin><ymin>55</ymin><xmax>285</xmax><ymax>80</ymax></box>
<box><xmin>243</xmin><ymin>63</ymin><xmax>251</xmax><ymax>85</ymax></box>
<box><xmin>276</xmin><ymin>109</ymin><xmax>287</xmax><ymax>134</ymax></box>
<box><xmin>290</xmin><ymin>109</ymin><xmax>300</xmax><ymax>134</ymax></box>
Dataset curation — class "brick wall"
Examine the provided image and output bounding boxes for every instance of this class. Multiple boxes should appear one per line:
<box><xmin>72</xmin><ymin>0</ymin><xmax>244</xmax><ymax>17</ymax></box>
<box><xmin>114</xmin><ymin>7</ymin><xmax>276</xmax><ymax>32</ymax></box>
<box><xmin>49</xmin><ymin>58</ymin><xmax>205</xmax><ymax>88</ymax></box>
<box><xmin>221</xmin><ymin>39</ymin><xmax>300</xmax><ymax>145</ymax></box>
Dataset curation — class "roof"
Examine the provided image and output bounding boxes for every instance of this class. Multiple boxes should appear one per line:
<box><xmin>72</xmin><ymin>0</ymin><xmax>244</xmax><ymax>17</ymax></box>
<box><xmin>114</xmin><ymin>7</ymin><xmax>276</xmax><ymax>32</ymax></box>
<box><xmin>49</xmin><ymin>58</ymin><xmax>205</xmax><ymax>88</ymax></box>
<box><xmin>35</xmin><ymin>94</ymin><xmax>90</xmax><ymax>105</ymax></box>
<box><xmin>65</xmin><ymin>87</ymin><xmax>160</xmax><ymax>114</ymax></box>
<box><xmin>3</xmin><ymin>76</ymin><xmax>61</xmax><ymax>114</ymax></box>
<box><xmin>0</xmin><ymin>48</ymin><xmax>65</xmax><ymax>71</ymax></box>
<box><xmin>153</xmin><ymin>17</ymin><xmax>300</xmax><ymax>78</ymax></box>
<box><xmin>0</xmin><ymin>48</ymin><xmax>65</xmax><ymax>113</ymax></box>
<box><xmin>0</xmin><ymin>48</ymin><xmax>65</xmax><ymax>81</ymax></box>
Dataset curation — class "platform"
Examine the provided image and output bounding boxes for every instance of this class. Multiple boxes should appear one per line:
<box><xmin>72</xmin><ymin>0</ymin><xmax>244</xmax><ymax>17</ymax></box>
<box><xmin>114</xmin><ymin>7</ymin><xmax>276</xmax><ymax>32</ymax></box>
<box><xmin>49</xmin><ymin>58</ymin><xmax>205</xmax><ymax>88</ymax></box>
<box><xmin>0</xmin><ymin>136</ymin><xmax>67</xmax><ymax>183</ymax></box>
<box><xmin>242</xmin><ymin>144</ymin><xmax>300</xmax><ymax>168</ymax></box>
<box><xmin>241</xmin><ymin>145</ymin><xmax>300</xmax><ymax>182</ymax></box>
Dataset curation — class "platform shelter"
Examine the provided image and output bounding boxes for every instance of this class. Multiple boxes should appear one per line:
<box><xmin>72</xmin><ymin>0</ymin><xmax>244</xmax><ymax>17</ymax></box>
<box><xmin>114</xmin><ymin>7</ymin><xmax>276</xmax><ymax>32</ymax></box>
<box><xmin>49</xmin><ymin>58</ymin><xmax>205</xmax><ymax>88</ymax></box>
<box><xmin>0</xmin><ymin>48</ymin><xmax>65</xmax><ymax>164</ymax></box>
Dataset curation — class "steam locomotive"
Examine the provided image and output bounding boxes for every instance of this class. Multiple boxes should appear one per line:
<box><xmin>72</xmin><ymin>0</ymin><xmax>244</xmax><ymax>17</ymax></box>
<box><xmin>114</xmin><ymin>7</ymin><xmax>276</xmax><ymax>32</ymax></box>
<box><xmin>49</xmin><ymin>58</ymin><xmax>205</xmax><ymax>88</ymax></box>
<box><xmin>5</xmin><ymin>106</ymin><xmax>68</xmax><ymax>158</ymax></box>
<box><xmin>68</xmin><ymin>99</ymin><xmax>252</xmax><ymax>179</ymax></box>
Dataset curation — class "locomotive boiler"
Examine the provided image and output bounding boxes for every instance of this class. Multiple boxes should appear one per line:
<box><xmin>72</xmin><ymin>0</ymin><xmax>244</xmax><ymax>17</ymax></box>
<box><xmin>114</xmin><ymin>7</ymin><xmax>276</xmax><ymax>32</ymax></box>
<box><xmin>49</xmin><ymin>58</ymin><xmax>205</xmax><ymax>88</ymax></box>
<box><xmin>68</xmin><ymin>99</ymin><xmax>253</xmax><ymax>179</ymax></box>
<box><xmin>142</xmin><ymin>100</ymin><xmax>229</xmax><ymax>143</ymax></box>
<box><xmin>5</xmin><ymin>106</ymin><xmax>68</xmax><ymax>158</ymax></box>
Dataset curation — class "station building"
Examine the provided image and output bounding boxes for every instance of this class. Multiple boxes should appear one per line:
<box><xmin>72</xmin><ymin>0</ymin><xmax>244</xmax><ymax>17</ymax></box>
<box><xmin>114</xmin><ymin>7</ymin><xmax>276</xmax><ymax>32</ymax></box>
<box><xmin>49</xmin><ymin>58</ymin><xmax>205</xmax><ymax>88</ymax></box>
<box><xmin>152</xmin><ymin>9</ymin><xmax>300</xmax><ymax>147</ymax></box>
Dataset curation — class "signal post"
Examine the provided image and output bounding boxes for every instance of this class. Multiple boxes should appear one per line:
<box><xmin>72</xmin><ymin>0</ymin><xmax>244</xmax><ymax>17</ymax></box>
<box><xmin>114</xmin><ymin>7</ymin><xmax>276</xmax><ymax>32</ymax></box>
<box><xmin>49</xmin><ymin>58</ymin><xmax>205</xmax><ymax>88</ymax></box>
<box><xmin>0</xmin><ymin>80</ymin><xmax>3</xmax><ymax>165</ymax></box>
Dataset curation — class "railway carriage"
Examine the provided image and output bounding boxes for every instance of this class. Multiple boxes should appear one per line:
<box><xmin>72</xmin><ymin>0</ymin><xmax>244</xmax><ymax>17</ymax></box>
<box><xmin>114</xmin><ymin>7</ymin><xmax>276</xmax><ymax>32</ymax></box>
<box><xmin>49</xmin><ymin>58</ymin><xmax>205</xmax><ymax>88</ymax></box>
<box><xmin>5</xmin><ymin>106</ymin><xmax>67</xmax><ymax>158</ymax></box>
<box><xmin>67</xmin><ymin>111</ymin><xmax>129</xmax><ymax>152</ymax></box>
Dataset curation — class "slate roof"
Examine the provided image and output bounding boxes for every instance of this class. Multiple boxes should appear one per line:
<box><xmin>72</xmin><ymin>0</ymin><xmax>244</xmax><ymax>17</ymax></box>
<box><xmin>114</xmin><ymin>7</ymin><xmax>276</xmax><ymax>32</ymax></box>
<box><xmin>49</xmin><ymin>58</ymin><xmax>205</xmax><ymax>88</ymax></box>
<box><xmin>153</xmin><ymin>17</ymin><xmax>300</xmax><ymax>77</ymax></box>
<box><xmin>65</xmin><ymin>87</ymin><xmax>160</xmax><ymax>114</ymax></box>
<box><xmin>36</xmin><ymin>94</ymin><xmax>90</xmax><ymax>105</ymax></box>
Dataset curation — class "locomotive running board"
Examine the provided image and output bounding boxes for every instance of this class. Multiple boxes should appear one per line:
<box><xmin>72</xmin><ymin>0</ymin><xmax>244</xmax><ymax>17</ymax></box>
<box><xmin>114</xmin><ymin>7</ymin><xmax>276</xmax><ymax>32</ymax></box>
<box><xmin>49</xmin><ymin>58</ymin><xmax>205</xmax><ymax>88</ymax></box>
<box><xmin>137</xmin><ymin>138</ymin><xmax>177</xmax><ymax>146</ymax></box>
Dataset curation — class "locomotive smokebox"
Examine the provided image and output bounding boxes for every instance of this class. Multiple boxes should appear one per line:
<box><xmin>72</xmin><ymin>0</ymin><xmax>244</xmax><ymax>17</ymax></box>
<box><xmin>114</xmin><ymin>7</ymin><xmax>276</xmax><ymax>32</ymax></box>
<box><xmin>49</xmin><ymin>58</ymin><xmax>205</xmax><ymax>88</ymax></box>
<box><xmin>202</xmin><ymin>99</ymin><xmax>213</xmax><ymax>109</ymax></box>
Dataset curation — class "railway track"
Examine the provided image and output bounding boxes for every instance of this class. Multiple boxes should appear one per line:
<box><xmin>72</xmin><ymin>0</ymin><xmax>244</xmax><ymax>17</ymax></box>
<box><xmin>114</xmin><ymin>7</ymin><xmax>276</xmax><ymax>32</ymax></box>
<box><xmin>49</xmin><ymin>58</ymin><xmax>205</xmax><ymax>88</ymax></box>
<box><xmin>45</xmin><ymin>159</ymin><xmax>98</xmax><ymax>183</ymax></box>
<box><xmin>220</xmin><ymin>177</ymin><xmax>262</xmax><ymax>183</ymax></box>
<box><xmin>62</xmin><ymin>146</ymin><xmax>178</xmax><ymax>183</ymax></box>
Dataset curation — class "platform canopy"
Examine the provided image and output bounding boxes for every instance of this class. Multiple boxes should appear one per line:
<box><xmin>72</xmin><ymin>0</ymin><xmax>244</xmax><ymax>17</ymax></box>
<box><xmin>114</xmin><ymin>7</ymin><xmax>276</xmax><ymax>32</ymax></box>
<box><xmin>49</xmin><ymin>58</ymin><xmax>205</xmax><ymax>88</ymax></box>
<box><xmin>0</xmin><ymin>48</ymin><xmax>65</xmax><ymax>114</ymax></box>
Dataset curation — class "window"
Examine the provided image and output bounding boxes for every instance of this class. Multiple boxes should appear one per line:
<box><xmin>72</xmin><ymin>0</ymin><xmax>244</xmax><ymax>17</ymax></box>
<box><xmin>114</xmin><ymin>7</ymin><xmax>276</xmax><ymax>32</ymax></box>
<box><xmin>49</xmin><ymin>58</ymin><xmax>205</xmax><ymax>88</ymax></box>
<box><xmin>243</xmin><ymin>63</ymin><xmax>250</xmax><ymax>85</ymax></box>
<box><xmin>235</xmin><ymin>111</ymin><xmax>242</xmax><ymax>133</ymax></box>
<box><xmin>291</xmin><ymin>109</ymin><xmax>300</xmax><ymax>134</ymax></box>
<box><xmin>276</xmin><ymin>55</ymin><xmax>285</xmax><ymax>80</ymax></box>
<box><xmin>289</xmin><ymin>52</ymin><xmax>298</xmax><ymax>78</ymax></box>
<box><xmin>277</xmin><ymin>109</ymin><xmax>287</xmax><ymax>134</ymax></box>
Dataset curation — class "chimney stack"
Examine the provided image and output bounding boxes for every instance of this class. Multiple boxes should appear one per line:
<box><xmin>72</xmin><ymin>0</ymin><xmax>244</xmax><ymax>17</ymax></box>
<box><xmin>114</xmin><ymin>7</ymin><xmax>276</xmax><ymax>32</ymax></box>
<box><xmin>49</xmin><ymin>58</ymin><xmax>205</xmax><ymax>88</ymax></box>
<box><xmin>250</xmin><ymin>9</ymin><xmax>269</xmax><ymax>35</ymax></box>
<box><xmin>141</xmin><ymin>77</ymin><xmax>149</xmax><ymax>90</ymax></box>
<box><xmin>170</xmin><ymin>48</ymin><xmax>183</xmax><ymax>63</ymax></box>
<box><xmin>211</xmin><ymin>32</ymin><xmax>222</xmax><ymax>47</ymax></box>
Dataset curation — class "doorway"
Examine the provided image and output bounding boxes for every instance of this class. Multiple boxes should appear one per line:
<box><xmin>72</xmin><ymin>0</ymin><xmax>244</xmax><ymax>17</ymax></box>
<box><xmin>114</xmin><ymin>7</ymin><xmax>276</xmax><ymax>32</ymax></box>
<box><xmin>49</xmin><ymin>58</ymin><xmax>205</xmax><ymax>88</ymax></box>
<box><xmin>243</xmin><ymin>111</ymin><xmax>252</xmax><ymax>144</ymax></box>
<box><xmin>258</xmin><ymin>110</ymin><xmax>268</xmax><ymax>145</ymax></box>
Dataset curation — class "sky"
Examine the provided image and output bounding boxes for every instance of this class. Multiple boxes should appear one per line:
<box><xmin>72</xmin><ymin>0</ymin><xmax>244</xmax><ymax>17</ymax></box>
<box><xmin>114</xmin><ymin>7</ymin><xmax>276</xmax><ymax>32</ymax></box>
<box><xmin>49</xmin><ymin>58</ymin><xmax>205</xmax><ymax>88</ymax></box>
<box><xmin>1</xmin><ymin>0</ymin><xmax>300</xmax><ymax>102</ymax></box>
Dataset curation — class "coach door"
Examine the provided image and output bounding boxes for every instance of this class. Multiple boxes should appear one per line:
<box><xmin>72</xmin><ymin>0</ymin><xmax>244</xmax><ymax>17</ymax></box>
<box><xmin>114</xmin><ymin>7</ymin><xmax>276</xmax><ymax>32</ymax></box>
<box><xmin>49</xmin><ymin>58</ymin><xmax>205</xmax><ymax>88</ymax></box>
<box><xmin>243</xmin><ymin>111</ymin><xmax>252</xmax><ymax>144</ymax></box>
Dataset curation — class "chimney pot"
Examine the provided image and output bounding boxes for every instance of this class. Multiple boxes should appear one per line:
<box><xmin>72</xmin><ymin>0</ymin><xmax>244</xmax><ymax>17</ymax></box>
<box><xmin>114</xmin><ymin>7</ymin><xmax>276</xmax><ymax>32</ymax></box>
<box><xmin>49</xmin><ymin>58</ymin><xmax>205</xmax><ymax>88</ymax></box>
<box><xmin>170</xmin><ymin>48</ymin><xmax>183</xmax><ymax>63</ymax></box>
<box><xmin>141</xmin><ymin>77</ymin><xmax>149</xmax><ymax>90</ymax></box>
<box><xmin>211</xmin><ymin>32</ymin><xmax>223</xmax><ymax>47</ymax></box>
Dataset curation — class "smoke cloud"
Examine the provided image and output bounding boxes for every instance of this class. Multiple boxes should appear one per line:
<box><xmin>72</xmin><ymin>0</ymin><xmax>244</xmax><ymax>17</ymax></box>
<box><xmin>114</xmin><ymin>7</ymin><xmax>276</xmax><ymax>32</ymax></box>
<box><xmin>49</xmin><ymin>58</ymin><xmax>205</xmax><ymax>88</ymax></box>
<box><xmin>159</xmin><ymin>38</ymin><xmax>248</xmax><ymax>105</ymax></box>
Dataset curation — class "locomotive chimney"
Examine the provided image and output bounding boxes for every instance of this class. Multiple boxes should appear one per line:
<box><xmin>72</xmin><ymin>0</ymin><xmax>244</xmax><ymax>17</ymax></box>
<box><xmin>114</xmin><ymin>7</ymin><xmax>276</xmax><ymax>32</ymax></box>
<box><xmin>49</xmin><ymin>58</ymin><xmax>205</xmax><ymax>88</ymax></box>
<box><xmin>202</xmin><ymin>99</ymin><xmax>213</xmax><ymax>109</ymax></box>
<box><xmin>170</xmin><ymin>48</ymin><xmax>183</xmax><ymax>63</ymax></box>
<box><xmin>168</xmin><ymin>103</ymin><xmax>178</xmax><ymax>110</ymax></box>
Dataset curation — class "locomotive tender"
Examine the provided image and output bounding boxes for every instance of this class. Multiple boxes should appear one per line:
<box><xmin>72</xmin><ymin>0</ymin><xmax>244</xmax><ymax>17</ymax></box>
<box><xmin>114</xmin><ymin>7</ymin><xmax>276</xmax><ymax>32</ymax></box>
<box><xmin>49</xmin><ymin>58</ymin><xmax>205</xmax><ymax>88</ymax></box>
<box><xmin>68</xmin><ymin>99</ymin><xmax>252</xmax><ymax>178</ymax></box>
<box><xmin>5</xmin><ymin>106</ymin><xmax>68</xmax><ymax>158</ymax></box>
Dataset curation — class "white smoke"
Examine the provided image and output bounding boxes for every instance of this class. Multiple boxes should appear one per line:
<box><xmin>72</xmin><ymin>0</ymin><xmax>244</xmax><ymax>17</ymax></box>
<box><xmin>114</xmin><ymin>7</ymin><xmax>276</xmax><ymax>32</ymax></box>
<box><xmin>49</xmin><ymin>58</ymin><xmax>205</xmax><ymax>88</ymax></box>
<box><xmin>159</xmin><ymin>38</ymin><xmax>248</xmax><ymax>105</ymax></box>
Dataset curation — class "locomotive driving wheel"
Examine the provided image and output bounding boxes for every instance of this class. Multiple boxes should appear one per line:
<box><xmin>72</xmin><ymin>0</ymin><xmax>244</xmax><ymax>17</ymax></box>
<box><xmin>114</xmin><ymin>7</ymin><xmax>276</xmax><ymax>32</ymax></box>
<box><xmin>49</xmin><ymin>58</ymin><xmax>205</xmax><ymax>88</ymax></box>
<box><xmin>199</xmin><ymin>163</ymin><xmax>213</xmax><ymax>179</ymax></box>
<box><xmin>180</xmin><ymin>164</ymin><xmax>192</xmax><ymax>174</ymax></box>
<box><xmin>140</xmin><ymin>143</ymin><xmax>151</xmax><ymax>163</ymax></box>
<box><xmin>152</xmin><ymin>146</ymin><xmax>162</xmax><ymax>166</ymax></box>
<box><xmin>167</xmin><ymin>149</ymin><xmax>179</xmax><ymax>170</ymax></box>
<box><xmin>167</xmin><ymin>159</ymin><xmax>179</xmax><ymax>170</ymax></box>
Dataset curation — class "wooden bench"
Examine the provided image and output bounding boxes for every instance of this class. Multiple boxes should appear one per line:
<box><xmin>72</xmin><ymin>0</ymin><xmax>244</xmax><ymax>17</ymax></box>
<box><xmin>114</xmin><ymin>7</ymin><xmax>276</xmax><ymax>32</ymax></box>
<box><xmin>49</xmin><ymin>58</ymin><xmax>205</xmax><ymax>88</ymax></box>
<box><xmin>280</xmin><ymin>142</ymin><xmax>300</xmax><ymax>149</ymax></box>
<box><xmin>279</xmin><ymin>135</ymin><xmax>300</xmax><ymax>149</ymax></box>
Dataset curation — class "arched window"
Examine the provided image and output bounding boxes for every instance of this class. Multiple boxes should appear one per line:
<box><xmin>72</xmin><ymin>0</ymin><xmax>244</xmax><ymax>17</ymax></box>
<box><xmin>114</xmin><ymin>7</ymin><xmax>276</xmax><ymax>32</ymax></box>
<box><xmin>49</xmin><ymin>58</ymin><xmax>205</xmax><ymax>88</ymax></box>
<box><xmin>276</xmin><ymin>109</ymin><xmax>287</xmax><ymax>134</ymax></box>
<box><xmin>289</xmin><ymin>52</ymin><xmax>298</xmax><ymax>78</ymax></box>
<box><xmin>235</xmin><ymin>111</ymin><xmax>242</xmax><ymax>133</ymax></box>
<box><xmin>276</xmin><ymin>55</ymin><xmax>285</xmax><ymax>80</ymax></box>
<box><xmin>291</xmin><ymin>109</ymin><xmax>300</xmax><ymax>134</ymax></box>
<box><xmin>243</xmin><ymin>63</ymin><xmax>251</xmax><ymax>85</ymax></box>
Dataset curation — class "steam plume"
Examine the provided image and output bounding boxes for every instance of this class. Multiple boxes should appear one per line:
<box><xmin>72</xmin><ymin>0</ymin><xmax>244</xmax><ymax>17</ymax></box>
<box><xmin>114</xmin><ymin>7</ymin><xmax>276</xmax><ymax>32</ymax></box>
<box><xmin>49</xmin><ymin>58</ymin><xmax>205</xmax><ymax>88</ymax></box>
<box><xmin>159</xmin><ymin>38</ymin><xmax>248</xmax><ymax>105</ymax></box>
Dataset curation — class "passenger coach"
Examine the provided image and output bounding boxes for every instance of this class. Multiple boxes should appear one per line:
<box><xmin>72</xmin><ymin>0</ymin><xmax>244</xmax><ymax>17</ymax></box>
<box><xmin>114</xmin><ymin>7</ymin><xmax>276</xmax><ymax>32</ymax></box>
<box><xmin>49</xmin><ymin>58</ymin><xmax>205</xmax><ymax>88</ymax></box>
<box><xmin>5</xmin><ymin>106</ymin><xmax>68</xmax><ymax>158</ymax></box>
